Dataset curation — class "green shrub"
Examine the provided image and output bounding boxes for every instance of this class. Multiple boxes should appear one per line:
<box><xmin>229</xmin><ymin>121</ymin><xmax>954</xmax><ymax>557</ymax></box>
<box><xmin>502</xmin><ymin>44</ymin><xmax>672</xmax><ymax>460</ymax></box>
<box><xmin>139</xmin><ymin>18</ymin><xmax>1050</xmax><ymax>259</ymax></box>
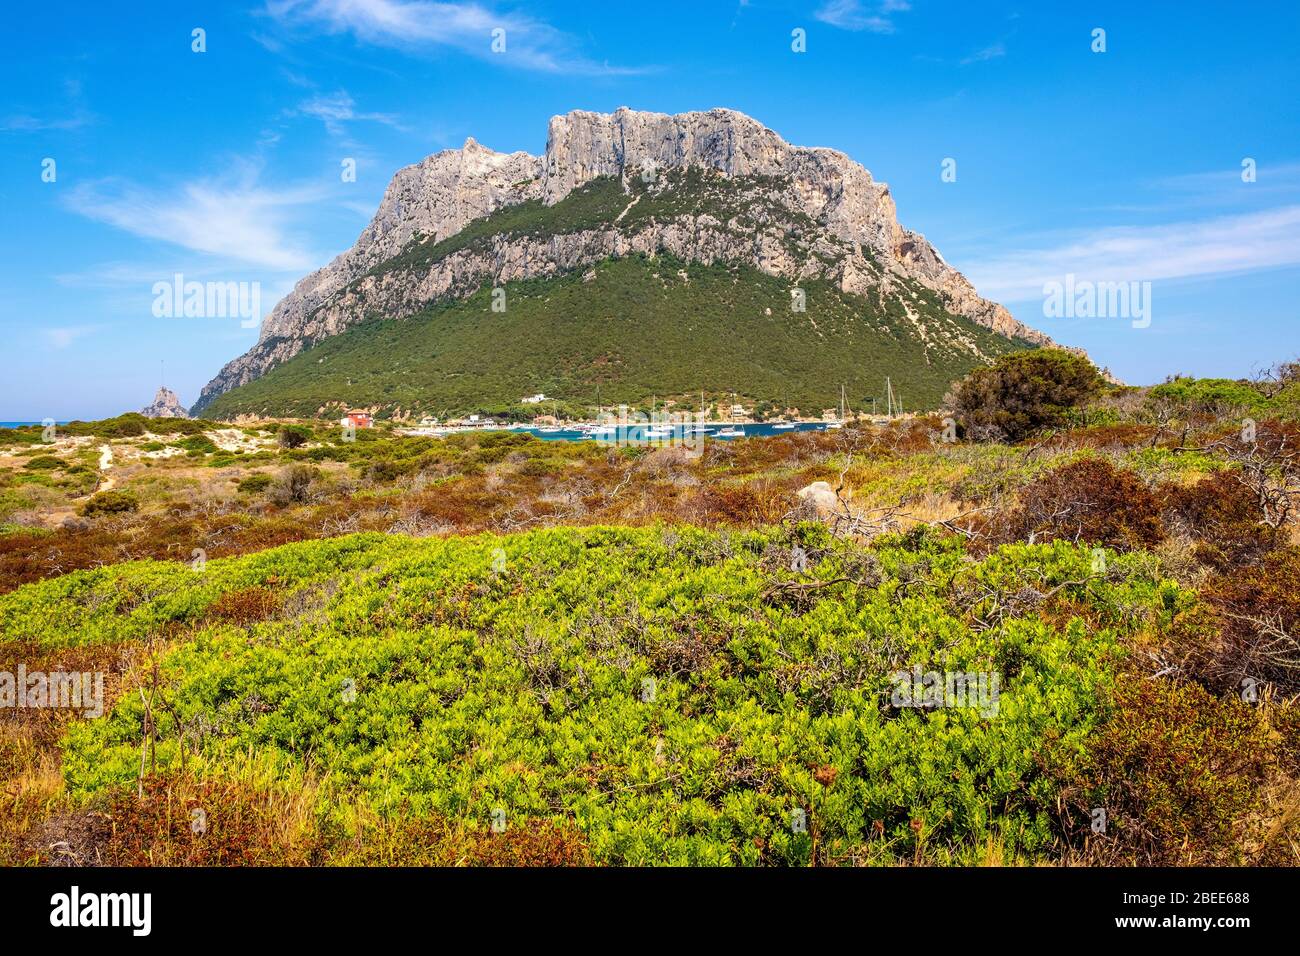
<box><xmin>948</xmin><ymin>349</ymin><xmax>1103</xmax><ymax>442</ymax></box>
<box><xmin>277</xmin><ymin>425</ymin><xmax>313</xmax><ymax>449</ymax></box>
<box><xmin>1146</xmin><ymin>377</ymin><xmax>1269</xmax><ymax>417</ymax></box>
<box><xmin>1</xmin><ymin>526</ymin><xmax>1184</xmax><ymax>866</ymax></box>
<box><xmin>237</xmin><ymin>473</ymin><xmax>274</xmax><ymax>495</ymax></box>
<box><xmin>173</xmin><ymin>435</ymin><xmax>218</xmax><ymax>455</ymax></box>
<box><xmin>79</xmin><ymin>490</ymin><xmax>140</xmax><ymax>517</ymax></box>
<box><xmin>23</xmin><ymin>456</ymin><xmax>62</xmax><ymax>471</ymax></box>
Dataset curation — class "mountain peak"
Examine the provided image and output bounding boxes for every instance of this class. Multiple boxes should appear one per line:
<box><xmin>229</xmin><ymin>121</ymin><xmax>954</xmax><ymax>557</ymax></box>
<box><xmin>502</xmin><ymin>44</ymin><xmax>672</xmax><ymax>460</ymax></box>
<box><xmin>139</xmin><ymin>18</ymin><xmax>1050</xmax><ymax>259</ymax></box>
<box><xmin>142</xmin><ymin>386</ymin><xmax>189</xmax><ymax>419</ymax></box>
<box><xmin>193</xmin><ymin>107</ymin><xmax>1056</xmax><ymax>416</ymax></box>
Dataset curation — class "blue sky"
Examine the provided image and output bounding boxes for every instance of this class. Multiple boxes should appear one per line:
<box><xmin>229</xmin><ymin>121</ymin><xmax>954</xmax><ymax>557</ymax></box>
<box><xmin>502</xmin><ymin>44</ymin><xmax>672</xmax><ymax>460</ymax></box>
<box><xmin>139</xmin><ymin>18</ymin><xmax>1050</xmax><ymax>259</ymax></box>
<box><xmin>1</xmin><ymin>0</ymin><xmax>1297</xmax><ymax>420</ymax></box>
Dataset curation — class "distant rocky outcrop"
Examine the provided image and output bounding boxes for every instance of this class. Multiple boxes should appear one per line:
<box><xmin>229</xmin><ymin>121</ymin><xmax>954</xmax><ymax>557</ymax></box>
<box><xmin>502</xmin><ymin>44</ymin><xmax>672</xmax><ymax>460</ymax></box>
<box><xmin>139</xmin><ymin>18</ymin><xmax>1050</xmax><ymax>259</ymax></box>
<box><xmin>194</xmin><ymin>107</ymin><xmax>1059</xmax><ymax>415</ymax></box>
<box><xmin>142</xmin><ymin>386</ymin><xmax>190</xmax><ymax>419</ymax></box>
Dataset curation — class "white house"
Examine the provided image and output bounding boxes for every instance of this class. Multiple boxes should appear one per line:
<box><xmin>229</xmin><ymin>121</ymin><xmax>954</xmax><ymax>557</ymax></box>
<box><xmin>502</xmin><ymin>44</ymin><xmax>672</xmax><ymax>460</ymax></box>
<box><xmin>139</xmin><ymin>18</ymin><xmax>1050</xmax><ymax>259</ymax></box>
<box><xmin>521</xmin><ymin>393</ymin><xmax>547</xmax><ymax>404</ymax></box>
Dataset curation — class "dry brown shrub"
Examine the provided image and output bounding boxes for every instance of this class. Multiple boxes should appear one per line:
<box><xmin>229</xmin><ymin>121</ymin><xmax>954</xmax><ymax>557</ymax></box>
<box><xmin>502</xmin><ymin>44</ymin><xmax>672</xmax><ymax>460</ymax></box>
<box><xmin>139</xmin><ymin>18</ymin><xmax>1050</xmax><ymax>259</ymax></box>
<box><xmin>1161</xmin><ymin>470</ymin><xmax>1283</xmax><ymax>571</ymax></box>
<box><xmin>697</xmin><ymin>480</ymin><xmax>791</xmax><ymax>525</ymax></box>
<box><xmin>1048</xmin><ymin>675</ymin><xmax>1271</xmax><ymax>865</ymax></box>
<box><xmin>990</xmin><ymin>458</ymin><xmax>1164</xmax><ymax>551</ymax></box>
<box><xmin>1045</xmin><ymin>423</ymin><xmax>1160</xmax><ymax>451</ymax></box>
<box><xmin>1271</xmin><ymin>700</ymin><xmax>1300</xmax><ymax>778</ymax></box>
<box><xmin>1182</xmin><ymin>547</ymin><xmax>1300</xmax><ymax>696</ymax></box>
<box><xmin>331</xmin><ymin>811</ymin><xmax>591</xmax><ymax>866</ymax></box>
<box><xmin>32</xmin><ymin>776</ymin><xmax>326</xmax><ymax>866</ymax></box>
<box><xmin>206</xmin><ymin>586</ymin><xmax>282</xmax><ymax>625</ymax></box>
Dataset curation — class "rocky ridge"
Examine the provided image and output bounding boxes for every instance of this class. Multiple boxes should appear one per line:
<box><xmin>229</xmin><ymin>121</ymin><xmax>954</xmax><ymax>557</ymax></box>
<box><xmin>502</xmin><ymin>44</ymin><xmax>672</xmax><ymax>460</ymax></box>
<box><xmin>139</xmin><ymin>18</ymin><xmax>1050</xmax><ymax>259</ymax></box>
<box><xmin>141</xmin><ymin>386</ymin><xmax>190</xmax><ymax>419</ymax></box>
<box><xmin>194</xmin><ymin>107</ymin><xmax>1052</xmax><ymax>414</ymax></box>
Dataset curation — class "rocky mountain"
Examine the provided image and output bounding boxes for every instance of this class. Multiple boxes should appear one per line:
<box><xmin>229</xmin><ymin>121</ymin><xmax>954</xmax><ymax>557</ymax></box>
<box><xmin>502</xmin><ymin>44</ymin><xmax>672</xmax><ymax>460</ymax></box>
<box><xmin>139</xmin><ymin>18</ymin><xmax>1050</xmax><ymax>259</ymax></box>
<box><xmin>193</xmin><ymin>107</ymin><xmax>1056</xmax><ymax>418</ymax></box>
<box><xmin>141</xmin><ymin>386</ymin><xmax>190</xmax><ymax>419</ymax></box>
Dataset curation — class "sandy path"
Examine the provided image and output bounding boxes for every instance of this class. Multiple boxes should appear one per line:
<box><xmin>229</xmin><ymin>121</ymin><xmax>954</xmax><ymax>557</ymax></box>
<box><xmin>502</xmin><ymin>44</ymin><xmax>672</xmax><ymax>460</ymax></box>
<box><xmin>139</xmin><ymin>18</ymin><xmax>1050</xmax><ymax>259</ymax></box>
<box><xmin>96</xmin><ymin>444</ymin><xmax>115</xmax><ymax>492</ymax></box>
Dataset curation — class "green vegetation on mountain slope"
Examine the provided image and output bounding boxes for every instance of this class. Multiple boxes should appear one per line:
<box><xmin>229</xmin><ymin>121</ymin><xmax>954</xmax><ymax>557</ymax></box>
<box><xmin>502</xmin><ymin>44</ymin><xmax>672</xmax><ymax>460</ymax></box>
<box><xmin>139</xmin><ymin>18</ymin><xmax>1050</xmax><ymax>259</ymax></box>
<box><xmin>369</xmin><ymin>170</ymin><xmax>830</xmax><ymax>281</ymax></box>
<box><xmin>202</xmin><ymin>254</ymin><xmax>1031</xmax><ymax>421</ymax></box>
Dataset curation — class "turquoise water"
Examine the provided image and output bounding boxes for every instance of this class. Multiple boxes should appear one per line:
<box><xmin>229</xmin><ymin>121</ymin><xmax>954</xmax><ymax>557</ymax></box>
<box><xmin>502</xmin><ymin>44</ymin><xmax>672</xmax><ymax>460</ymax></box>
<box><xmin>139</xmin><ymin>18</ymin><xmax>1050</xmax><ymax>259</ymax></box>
<box><xmin>506</xmin><ymin>421</ymin><xmax>834</xmax><ymax>442</ymax></box>
<box><xmin>0</xmin><ymin>421</ymin><xmax>836</xmax><ymax>441</ymax></box>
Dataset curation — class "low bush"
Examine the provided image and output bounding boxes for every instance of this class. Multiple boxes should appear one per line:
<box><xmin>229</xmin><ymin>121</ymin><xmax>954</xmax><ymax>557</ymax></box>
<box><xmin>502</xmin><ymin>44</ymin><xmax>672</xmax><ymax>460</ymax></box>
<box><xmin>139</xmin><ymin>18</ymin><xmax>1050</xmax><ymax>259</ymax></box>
<box><xmin>1191</xmin><ymin>547</ymin><xmax>1300</xmax><ymax>696</ymax></box>
<box><xmin>173</xmin><ymin>434</ymin><xmax>218</xmax><ymax>456</ymax></box>
<box><xmin>79</xmin><ymin>490</ymin><xmax>140</xmax><ymax>517</ymax></box>
<box><xmin>1001</xmin><ymin>458</ymin><xmax>1163</xmax><ymax>551</ymax></box>
<box><xmin>1</xmin><ymin>527</ymin><xmax>1183</xmax><ymax>865</ymax></box>
<box><xmin>268</xmin><ymin>464</ymin><xmax>321</xmax><ymax>505</ymax></box>
<box><xmin>237</xmin><ymin>472</ymin><xmax>274</xmax><ymax>495</ymax></box>
<box><xmin>1050</xmin><ymin>674</ymin><xmax>1270</xmax><ymax>864</ymax></box>
<box><xmin>1161</xmin><ymin>470</ymin><xmax>1281</xmax><ymax>570</ymax></box>
<box><xmin>277</xmin><ymin>424</ymin><xmax>313</xmax><ymax>449</ymax></box>
<box><xmin>206</xmin><ymin>585</ymin><xmax>282</xmax><ymax>625</ymax></box>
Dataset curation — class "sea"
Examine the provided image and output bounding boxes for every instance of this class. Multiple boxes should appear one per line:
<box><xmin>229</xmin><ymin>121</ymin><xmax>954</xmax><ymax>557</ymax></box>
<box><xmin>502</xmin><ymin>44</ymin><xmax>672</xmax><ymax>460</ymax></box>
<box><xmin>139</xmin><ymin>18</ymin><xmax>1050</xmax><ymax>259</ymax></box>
<box><xmin>485</xmin><ymin>421</ymin><xmax>836</xmax><ymax>442</ymax></box>
<box><xmin>1</xmin><ymin>421</ymin><xmax>839</xmax><ymax>441</ymax></box>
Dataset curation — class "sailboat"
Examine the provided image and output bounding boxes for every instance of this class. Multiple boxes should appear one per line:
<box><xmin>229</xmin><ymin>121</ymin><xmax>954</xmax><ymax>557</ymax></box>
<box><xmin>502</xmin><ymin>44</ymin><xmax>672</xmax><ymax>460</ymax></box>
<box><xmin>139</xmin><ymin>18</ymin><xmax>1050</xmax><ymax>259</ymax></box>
<box><xmin>824</xmin><ymin>384</ymin><xmax>847</xmax><ymax>429</ymax></box>
<box><xmin>773</xmin><ymin>395</ymin><xmax>796</xmax><ymax>429</ymax></box>
<box><xmin>716</xmin><ymin>424</ymin><xmax>745</xmax><ymax>438</ymax></box>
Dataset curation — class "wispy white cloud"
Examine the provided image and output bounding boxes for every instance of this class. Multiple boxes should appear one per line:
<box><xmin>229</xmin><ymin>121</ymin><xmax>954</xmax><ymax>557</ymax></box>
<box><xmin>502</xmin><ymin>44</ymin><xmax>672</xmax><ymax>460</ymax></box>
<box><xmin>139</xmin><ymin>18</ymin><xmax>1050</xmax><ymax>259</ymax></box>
<box><xmin>44</xmin><ymin>325</ymin><xmax>101</xmax><ymax>349</ymax></box>
<box><xmin>961</xmin><ymin>41</ymin><xmax>1006</xmax><ymax>64</ymax></box>
<box><xmin>292</xmin><ymin>89</ymin><xmax>404</xmax><ymax>136</ymax></box>
<box><xmin>64</xmin><ymin>163</ymin><xmax>327</xmax><ymax>272</ymax></box>
<box><xmin>264</xmin><ymin>0</ymin><xmax>651</xmax><ymax>75</ymax></box>
<box><xmin>815</xmin><ymin>0</ymin><xmax>910</xmax><ymax>33</ymax></box>
<box><xmin>964</xmin><ymin>205</ymin><xmax>1300</xmax><ymax>303</ymax></box>
<box><xmin>1</xmin><ymin>111</ymin><xmax>94</xmax><ymax>132</ymax></box>
<box><xmin>2</xmin><ymin>77</ymin><xmax>97</xmax><ymax>133</ymax></box>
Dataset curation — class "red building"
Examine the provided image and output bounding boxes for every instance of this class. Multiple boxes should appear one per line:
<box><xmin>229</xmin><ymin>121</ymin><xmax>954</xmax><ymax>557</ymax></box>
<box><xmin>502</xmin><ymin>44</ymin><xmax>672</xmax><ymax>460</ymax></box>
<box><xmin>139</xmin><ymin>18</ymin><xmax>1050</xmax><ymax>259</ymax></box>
<box><xmin>344</xmin><ymin>409</ymin><xmax>373</xmax><ymax>429</ymax></box>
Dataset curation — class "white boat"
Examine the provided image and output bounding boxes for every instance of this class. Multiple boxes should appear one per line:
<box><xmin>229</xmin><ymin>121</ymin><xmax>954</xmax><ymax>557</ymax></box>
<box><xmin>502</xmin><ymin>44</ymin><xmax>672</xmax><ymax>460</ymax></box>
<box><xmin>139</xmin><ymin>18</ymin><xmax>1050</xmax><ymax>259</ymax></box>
<box><xmin>716</xmin><ymin>426</ymin><xmax>745</xmax><ymax>438</ymax></box>
<box><xmin>537</xmin><ymin>425</ymin><xmax>562</xmax><ymax>433</ymax></box>
<box><xmin>589</xmin><ymin>425</ymin><xmax>617</xmax><ymax>437</ymax></box>
<box><xmin>826</xmin><ymin>421</ymin><xmax>844</xmax><ymax>430</ymax></box>
<box><xmin>645</xmin><ymin>427</ymin><xmax>672</xmax><ymax>439</ymax></box>
<box><xmin>773</xmin><ymin>422</ymin><xmax>796</xmax><ymax>430</ymax></box>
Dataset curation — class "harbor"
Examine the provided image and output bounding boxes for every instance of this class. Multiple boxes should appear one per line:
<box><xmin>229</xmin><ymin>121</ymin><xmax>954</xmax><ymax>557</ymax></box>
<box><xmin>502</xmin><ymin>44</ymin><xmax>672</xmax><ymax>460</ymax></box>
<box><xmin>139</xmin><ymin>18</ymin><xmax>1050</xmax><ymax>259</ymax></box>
<box><xmin>395</xmin><ymin>419</ymin><xmax>845</xmax><ymax>442</ymax></box>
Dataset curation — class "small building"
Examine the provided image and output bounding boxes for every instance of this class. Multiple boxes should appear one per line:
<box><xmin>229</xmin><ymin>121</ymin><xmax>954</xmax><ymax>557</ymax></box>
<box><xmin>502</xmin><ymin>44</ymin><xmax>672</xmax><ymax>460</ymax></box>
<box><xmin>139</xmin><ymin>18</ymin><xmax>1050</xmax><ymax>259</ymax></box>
<box><xmin>343</xmin><ymin>409</ymin><xmax>373</xmax><ymax>429</ymax></box>
<box><xmin>521</xmin><ymin>393</ymin><xmax>547</xmax><ymax>405</ymax></box>
<box><xmin>730</xmin><ymin>404</ymin><xmax>749</xmax><ymax>422</ymax></box>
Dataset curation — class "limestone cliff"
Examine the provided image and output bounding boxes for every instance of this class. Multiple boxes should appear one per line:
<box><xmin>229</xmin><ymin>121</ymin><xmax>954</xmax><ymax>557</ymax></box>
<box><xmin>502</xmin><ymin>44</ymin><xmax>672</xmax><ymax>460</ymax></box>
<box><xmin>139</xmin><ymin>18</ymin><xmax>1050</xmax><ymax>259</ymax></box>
<box><xmin>194</xmin><ymin>107</ymin><xmax>1051</xmax><ymax>414</ymax></box>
